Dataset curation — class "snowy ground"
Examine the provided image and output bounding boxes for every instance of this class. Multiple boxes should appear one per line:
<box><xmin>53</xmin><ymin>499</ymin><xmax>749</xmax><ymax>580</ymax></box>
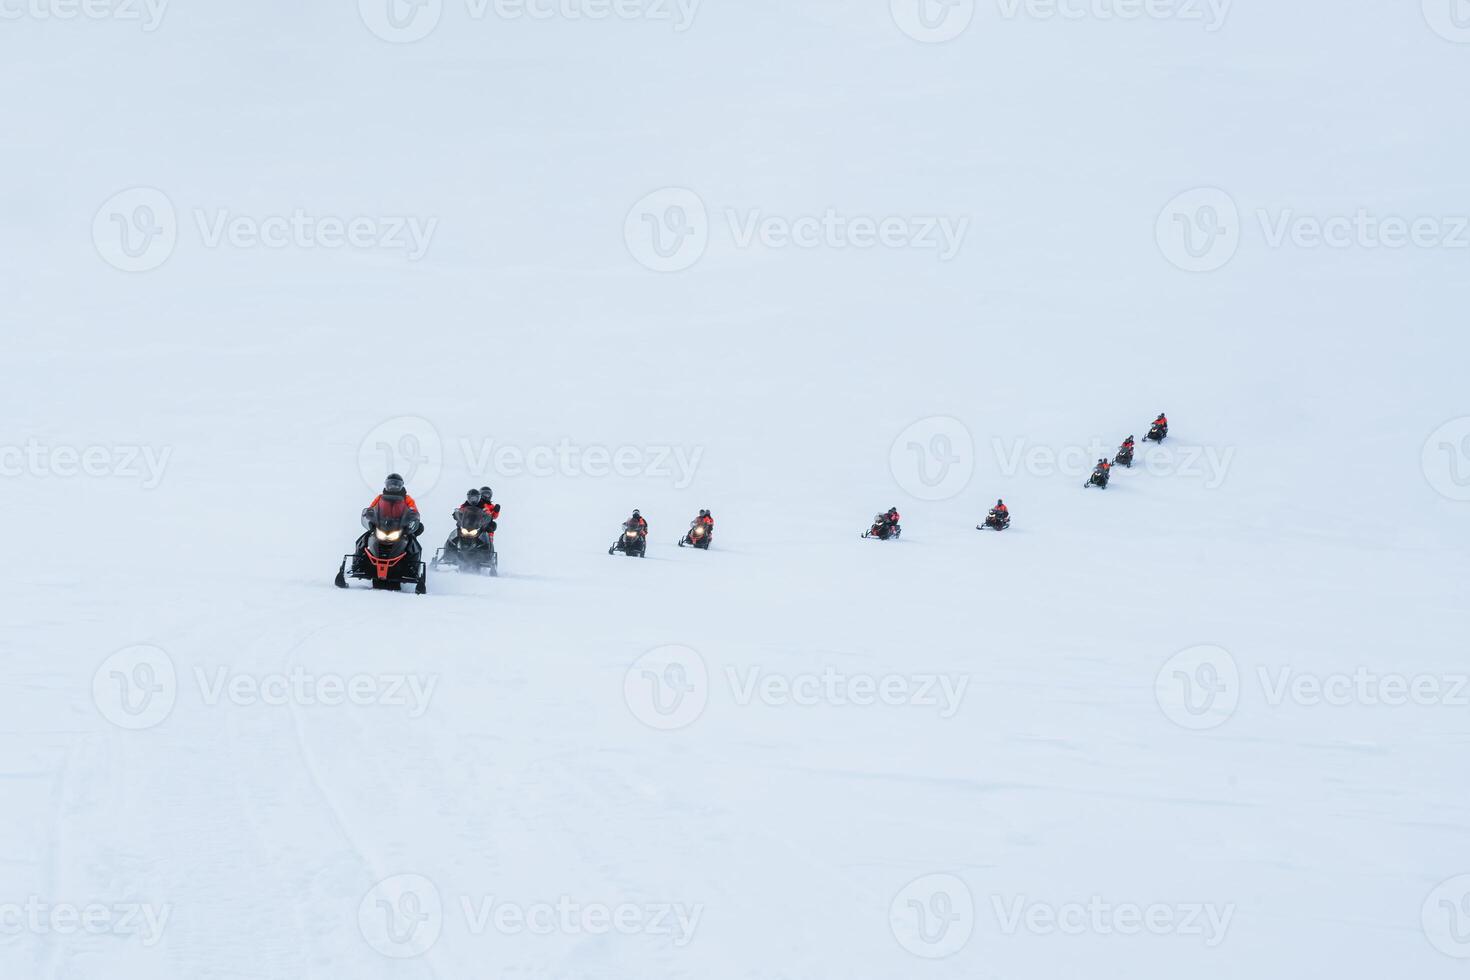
<box><xmin>3</xmin><ymin>1</ymin><xmax>1469</xmax><ymax>977</ymax></box>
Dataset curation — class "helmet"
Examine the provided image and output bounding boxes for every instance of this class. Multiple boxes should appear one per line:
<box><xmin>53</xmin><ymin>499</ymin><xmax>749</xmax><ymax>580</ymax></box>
<box><xmin>632</xmin><ymin>509</ymin><xmax>641</xmax><ymax>518</ymax></box>
<box><xmin>996</xmin><ymin>499</ymin><xmax>1003</xmax><ymax>506</ymax></box>
<box><xmin>480</xmin><ymin>486</ymin><xmax>493</xmax><ymax>500</ymax></box>
<box><xmin>383</xmin><ymin>473</ymin><xmax>406</xmax><ymax>496</ymax></box>
<box><xmin>465</xmin><ymin>488</ymin><xmax>481</xmax><ymax>504</ymax></box>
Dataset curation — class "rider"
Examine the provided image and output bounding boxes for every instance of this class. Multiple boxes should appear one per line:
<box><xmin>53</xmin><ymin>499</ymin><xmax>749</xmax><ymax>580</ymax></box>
<box><xmin>988</xmin><ymin>499</ymin><xmax>1009</xmax><ymax>526</ymax></box>
<box><xmin>1092</xmin><ymin>458</ymin><xmax>1111</xmax><ymax>484</ymax></box>
<box><xmin>1121</xmin><ymin>434</ymin><xmax>1136</xmax><ymax>454</ymax></box>
<box><xmin>359</xmin><ymin>473</ymin><xmax>424</xmax><ymax>554</ymax></box>
<box><xmin>1150</xmin><ymin>413</ymin><xmax>1168</xmax><ymax>439</ymax></box>
<box><xmin>443</xmin><ymin>488</ymin><xmax>490</xmax><ymax>552</ymax></box>
<box><xmin>625</xmin><ymin>509</ymin><xmax>649</xmax><ymax>535</ymax></box>
<box><xmin>478</xmin><ymin>487</ymin><xmax>501</xmax><ymax>544</ymax></box>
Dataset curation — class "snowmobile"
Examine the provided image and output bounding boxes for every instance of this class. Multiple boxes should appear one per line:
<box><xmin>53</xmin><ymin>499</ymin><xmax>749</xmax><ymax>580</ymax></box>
<box><xmin>863</xmin><ymin>515</ymin><xmax>902</xmax><ymax>541</ymax></box>
<box><xmin>977</xmin><ymin>510</ymin><xmax>1011</xmax><ymax>531</ymax></box>
<box><xmin>1085</xmin><ymin>465</ymin><xmax>1110</xmax><ymax>490</ymax></box>
<box><xmin>678</xmin><ymin>520</ymin><xmax>713</xmax><ymax>550</ymax></box>
<box><xmin>609</xmin><ymin>525</ymin><xmax>648</xmax><ymax>558</ymax></box>
<box><xmin>1145</xmin><ymin>421</ymin><xmax>1168</xmax><ymax>443</ymax></box>
<box><xmin>1115</xmin><ymin>442</ymin><xmax>1135</xmax><ymax>468</ymax></box>
<box><xmin>431</xmin><ymin>507</ymin><xmax>498</xmax><ymax>576</ymax></box>
<box><xmin>335</xmin><ymin>509</ymin><xmax>427</xmax><ymax>594</ymax></box>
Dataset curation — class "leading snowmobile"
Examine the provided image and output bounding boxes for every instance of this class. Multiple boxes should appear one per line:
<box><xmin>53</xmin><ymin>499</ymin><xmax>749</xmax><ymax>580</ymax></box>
<box><xmin>336</xmin><ymin>475</ymin><xmax>427</xmax><ymax>593</ymax></box>
<box><xmin>1085</xmin><ymin>460</ymin><xmax>1111</xmax><ymax>490</ymax></box>
<box><xmin>978</xmin><ymin>500</ymin><xmax>1011</xmax><ymax>531</ymax></box>
<box><xmin>1145</xmin><ymin>414</ymin><xmax>1168</xmax><ymax>444</ymax></box>
<box><xmin>610</xmin><ymin>511</ymin><xmax>649</xmax><ymax>557</ymax></box>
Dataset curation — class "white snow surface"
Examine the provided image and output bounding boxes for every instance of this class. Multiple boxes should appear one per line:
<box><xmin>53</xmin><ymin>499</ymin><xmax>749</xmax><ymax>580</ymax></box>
<box><xmin>3</xmin><ymin>2</ymin><xmax>1469</xmax><ymax>977</ymax></box>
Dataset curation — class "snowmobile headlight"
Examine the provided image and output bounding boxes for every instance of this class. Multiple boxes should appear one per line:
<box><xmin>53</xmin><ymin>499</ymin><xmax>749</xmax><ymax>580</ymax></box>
<box><xmin>375</xmin><ymin>528</ymin><xmax>402</xmax><ymax>542</ymax></box>
<box><xmin>459</xmin><ymin>527</ymin><xmax>478</xmax><ymax>537</ymax></box>
<box><xmin>626</xmin><ymin>530</ymin><xmax>639</xmax><ymax>538</ymax></box>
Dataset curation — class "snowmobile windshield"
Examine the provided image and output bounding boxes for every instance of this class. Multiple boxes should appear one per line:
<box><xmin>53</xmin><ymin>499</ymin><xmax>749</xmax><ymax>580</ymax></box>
<box><xmin>457</xmin><ymin>508</ymin><xmax>489</xmax><ymax>531</ymax></box>
<box><xmin>373</xmin><ymin>498</ymin><xmax>411</xmax><ymax>531</ymax></box>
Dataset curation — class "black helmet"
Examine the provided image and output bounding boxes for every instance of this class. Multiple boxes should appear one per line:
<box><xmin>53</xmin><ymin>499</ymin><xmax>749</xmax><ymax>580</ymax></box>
<box><xmin>996</xmin><ymin>499</ymin><xmax>1003</xmax><ymax>506</ymax></box>
<box><xmin>383</xmin><ymin>473</ymin><xmax>406</xmax><ymax>496</ymax></box>
<box><xmin>479</xmin><ymin>486</ymin><xmax>493</xmax><ymax>500</ymax></box>
<box><xmin>465</xmin><ymin>488</ymin><xmax>481</xmax><ymax>503</ymax></box>
<box><xmin>632</xmin><ymin>509</ymin><xmax>641</xmax><ymax>518</ymax></box>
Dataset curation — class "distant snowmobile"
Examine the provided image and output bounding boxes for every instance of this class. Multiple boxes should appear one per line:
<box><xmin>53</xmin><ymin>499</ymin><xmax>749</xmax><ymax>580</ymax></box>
<box><xmin>679</xmin><ymin>513</ymin><xmax>714</xmax><ymax>550</ymax></box>
<box><xmin>431</xmin><ymin>506</ymin><xmax>498</xmax><ymax>576</ymax></box>
<box><xmin>1115</xmin><ymin>437</ymin><xmax>1135</xmax><ymax>468</ymax></box>
<box><xmin>1085</xmin><ymin>461</ymin><xmax>1111</xmax><ymax>490</ymax></box>
<box><xmin>978</xmin><ymin>508</ymin><xmax>1011</xmax><ymax>532</ymax></box>
<box><xmin>1145</xmin><ymin>414</ymin><xmax>1168</xmax><ymax>443</ymax></box>
<box><xmin>863</xmin><ymin>510</ymin><xmax>902</xmax><ymax>541</ymax></box>
<box><xmin>610</xmin><ymin>513</ymin><xmax>649</xmax><ymax>557</ymax></box>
